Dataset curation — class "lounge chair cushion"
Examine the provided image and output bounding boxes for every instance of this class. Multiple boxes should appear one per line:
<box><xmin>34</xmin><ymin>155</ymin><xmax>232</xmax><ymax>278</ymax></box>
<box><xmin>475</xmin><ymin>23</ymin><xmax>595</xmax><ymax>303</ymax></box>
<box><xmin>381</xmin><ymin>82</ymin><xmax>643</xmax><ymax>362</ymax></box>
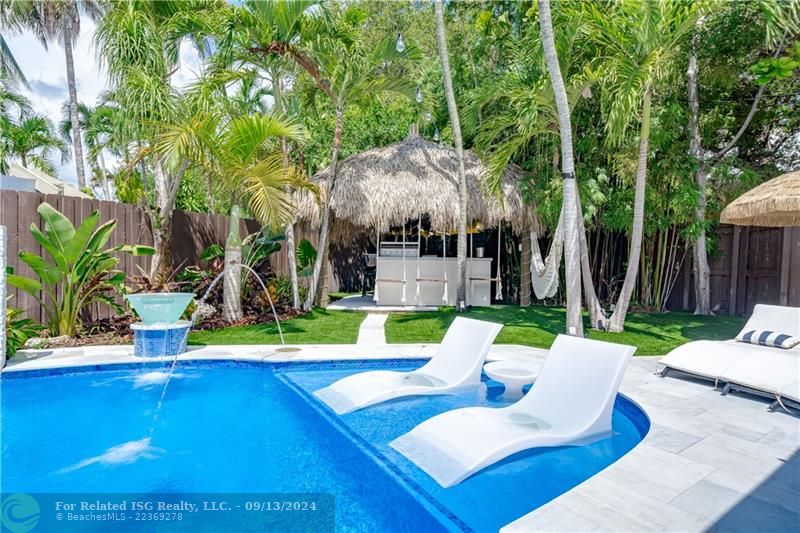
<box><xmin>736</xmin><ymin>329</ymin><xmax>800</xmax><ymax>349</ymax></box>
<box><xmin>721</xmin><ymin>352</ymin><xmax>800</xmax><ymax>394</ymax></box>
<box><xmin>778</xmin><ymin>381</ymin><xmax>800</xmax><ymax>403</ymax></box>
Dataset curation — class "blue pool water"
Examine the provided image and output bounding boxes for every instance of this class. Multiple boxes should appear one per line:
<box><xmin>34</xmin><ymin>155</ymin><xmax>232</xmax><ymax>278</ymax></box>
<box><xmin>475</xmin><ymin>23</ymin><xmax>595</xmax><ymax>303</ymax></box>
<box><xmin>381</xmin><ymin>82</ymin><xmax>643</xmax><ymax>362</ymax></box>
<box><xmin>1</xmin><ymin>360</ymin><xmax>649</xmax><ymax>532</ymax></box>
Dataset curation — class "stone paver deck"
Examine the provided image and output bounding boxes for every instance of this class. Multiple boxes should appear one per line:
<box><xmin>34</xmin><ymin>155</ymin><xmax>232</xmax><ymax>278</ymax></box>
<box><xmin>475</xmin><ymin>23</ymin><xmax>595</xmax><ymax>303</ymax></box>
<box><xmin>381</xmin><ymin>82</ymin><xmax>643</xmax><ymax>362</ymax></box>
<box><xmin>4</xmin><ymin>344</ymin><xmax>799</xmax><ymax>532</ymax></box>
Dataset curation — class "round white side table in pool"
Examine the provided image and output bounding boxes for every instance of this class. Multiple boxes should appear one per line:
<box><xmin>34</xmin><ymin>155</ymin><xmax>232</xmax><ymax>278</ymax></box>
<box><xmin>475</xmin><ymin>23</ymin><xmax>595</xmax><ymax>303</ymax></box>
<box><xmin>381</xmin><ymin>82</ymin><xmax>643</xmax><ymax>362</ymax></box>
<box><xmin>483</xmin><ymin>361</ymin><xmax>538</xmax><ymax>399</ymax></box>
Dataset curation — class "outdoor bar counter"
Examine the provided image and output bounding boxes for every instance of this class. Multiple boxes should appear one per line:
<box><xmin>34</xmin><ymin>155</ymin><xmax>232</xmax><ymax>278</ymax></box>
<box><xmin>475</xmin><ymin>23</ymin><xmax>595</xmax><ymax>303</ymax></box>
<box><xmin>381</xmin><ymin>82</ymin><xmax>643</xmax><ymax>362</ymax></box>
<box><xmin>375</xmin><ymin>256</ymin><xmax>493</xmax><ymax>307</ymax></box>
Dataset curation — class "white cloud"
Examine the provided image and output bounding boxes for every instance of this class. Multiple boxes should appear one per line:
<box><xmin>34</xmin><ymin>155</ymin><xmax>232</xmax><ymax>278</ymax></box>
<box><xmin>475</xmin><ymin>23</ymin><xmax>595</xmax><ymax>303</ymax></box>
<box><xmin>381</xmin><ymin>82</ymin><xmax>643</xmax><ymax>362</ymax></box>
<box><xmin>6</xmin><ymin>18</ymin><xmax>203</xmax><ymax>187</ymax></box>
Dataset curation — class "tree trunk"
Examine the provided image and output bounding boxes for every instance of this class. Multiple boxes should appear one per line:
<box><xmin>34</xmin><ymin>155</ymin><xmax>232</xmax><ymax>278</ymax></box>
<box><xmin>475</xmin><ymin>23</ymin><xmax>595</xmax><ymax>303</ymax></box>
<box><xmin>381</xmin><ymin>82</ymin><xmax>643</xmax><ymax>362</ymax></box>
<box><xmin>63</xmin><ymin>23</ymin><xmax>86</xmax><ymax>189</ymax></box>
<box><xmin>149</xmin><ymin>160</ymin><xmax>186</xmax><ymax>284</ymax></box>
<box><xmin>305</xmin><ymin>104</ymin><xmax>344</xmax><ymax>310</ymax></box>
<box><xmin>688</xmin><ymin>48</ymin><xmax>713</xmax><ymax>315</ymax></box>
<box><xmin>608</xmin><ymin>90</ymin><xmax>652</xmax><ymax>332</ymax></box>
<box><xmin>286</xmin><ymin>223</ymin><xmax>300</xmax><ymax>309</ymax></box>
<box><xmin>434</xmin><ymin>0</ymin><xmax>468</xmax><ymax>310</ymax></box>
<box><xmin>539</xmin><ymin>0</ymin><xmax>583</xmax><ymax>336</ymax></box>
<box><xmin>520</xmin><ymin>222</ymin><xmax>531</xmax><ymax>306</ymax></box>
<box><xmin>150</xmin><ymin>212</ymin><xmax>174</xmax><ymax>285</ymax></box>
<box><xmin>576</xmin><ymin>189</ymin><xmax>607</xmax><ymax>329</ymax></box>
<box><xmin>204</xmin><ymin>171</ymin><xmax>216</xmax><ymax>213</ymax></box>
<box><xmin>273</xmin><ymin>71</ymin><xmax>301</xmax><ymax>309</ymax></box>
<box><xmin>223</xmin><ymin>204</ymin><xmax>243</xmax><ymax>323</ymax></box>
<box><xmin>97</xmin><ymin>149</ymin><xmax>112</xmax><ymax>200</ymax></box>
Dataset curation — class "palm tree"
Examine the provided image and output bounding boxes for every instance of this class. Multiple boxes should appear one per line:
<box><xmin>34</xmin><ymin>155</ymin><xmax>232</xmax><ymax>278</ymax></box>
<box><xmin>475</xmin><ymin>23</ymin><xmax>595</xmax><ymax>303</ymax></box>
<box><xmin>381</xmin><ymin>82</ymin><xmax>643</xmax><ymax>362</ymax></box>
<box><xmin>239</xmin><ymin>0</ymin><xmax>417</xmax><ymax>309</ymax></box>
<box><xmin>465</xmin><ymin>7</ymin><xmax>606</xmax><ymax>329</ymax></box>
<box><xmin>585</xmin><ymin>0</ymin><xmax>699</xmax><ymax>332</ymax></box>
<box><xmin>0</xmin><ymin>0</ymin><xmax>35</xmax><ymax>86</ymax></box>
<box><xmin>433</xmin><ymin>0</ymin><xmax>468</xmax><ymax>311</ymax></box>
<box><xmin>59</xmin><ymin>101</ymin><xmax>117</xmax><ymax>199</ymax></box>
<box><xmin>22</xmin><ymin>1</ymin><xmax>104</xmax><ymax>189</ymax></box>
<box><xmin>193</xmin><ymin>0</ymin><xmax>312</xmax><ymax>309</ymax></box>
<box><xmin>538</xmin><ymin>0</ymin><xmax>583</xmax><ymax>336</ymax></box>
<box><xmin>0</xmin><ymin>81</ymin><xmax>32</xmax><ymax>172</ymax></box>
<box><xmin>95</xmin><ymin>0</ymin><xmax>221</xmax><ymax>283</ymax></box>
<box><xmin>5</xmin><ymin>114</ymin><xmax>69</xmax><ymax>174</ymax></box>
<box><xmin>148</xmin><ymin>110</ymin><xmax>311</xmax><ymax>321</ymax></box>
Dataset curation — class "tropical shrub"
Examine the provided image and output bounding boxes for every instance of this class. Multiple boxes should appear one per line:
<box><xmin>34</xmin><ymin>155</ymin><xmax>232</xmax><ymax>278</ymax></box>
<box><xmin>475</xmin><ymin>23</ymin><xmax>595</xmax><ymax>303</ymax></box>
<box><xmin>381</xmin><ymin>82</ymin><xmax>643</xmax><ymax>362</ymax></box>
<box><xmin>296</xmin><ymin>239</ymin><xmax>318</xmax><ymax>278</ymax></box>
<box><xmin>266</xmin><ymin>275</ymin><xmax>307</xmax><ymax>311</ymax></box>
<box><xmin>5</xmin><ymin>300</ymin><xmax>42</xmax><ymax>357</ymax></box>
<box><xmin>7</xmin><ymin>202</ymin><xmax>154</xmax><ymax>337</ymax></box>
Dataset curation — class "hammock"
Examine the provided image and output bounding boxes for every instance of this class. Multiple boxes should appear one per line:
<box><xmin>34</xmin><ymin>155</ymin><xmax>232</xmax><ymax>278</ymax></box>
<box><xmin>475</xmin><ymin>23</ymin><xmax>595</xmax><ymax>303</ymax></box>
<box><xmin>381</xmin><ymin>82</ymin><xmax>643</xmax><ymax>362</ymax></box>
<box><xmin>530</xmin><ymin>209</ymin><xmax>564</xmax><ymax>299</ymax></box>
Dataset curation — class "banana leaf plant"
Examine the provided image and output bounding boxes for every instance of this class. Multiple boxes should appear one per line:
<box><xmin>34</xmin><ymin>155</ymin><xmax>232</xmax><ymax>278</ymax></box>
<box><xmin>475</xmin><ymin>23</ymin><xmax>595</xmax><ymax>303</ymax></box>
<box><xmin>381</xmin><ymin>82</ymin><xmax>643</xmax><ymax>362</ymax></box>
<box><xmin>7</xmin><ymin>202</ymin><xmax>154</xmax><ymax>337</ymax></box>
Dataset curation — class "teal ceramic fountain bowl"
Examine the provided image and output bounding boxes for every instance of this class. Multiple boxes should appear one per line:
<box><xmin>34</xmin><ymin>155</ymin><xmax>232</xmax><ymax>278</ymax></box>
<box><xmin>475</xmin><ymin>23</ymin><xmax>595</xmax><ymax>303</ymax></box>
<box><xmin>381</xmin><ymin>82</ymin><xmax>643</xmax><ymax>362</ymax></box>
<box><xmin>126</xmin><ymin>293</ymin><xmax>195</xmax><ymax>325</ymax></box>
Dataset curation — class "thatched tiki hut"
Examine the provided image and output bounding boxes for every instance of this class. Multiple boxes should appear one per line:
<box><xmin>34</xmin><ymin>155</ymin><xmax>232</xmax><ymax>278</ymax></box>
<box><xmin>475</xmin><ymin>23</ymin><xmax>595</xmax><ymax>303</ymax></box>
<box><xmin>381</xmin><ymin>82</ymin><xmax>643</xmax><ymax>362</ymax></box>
<box><xmin>295</xmin><ymin>133</ymin><xmax>536</xmax><ymax>307</ymax></box>
<box><xmin>720</xmin><ymin>170</ymin><xmax>800</xmax><ymax>227</ymax></box>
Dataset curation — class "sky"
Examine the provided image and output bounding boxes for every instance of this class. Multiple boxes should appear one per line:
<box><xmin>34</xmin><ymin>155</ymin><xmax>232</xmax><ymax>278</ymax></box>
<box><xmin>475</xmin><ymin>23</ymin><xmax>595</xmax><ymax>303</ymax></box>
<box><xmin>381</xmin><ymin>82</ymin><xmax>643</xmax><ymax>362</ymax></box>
<box><xmin>6</xmin><ymin>17</ymin><xmax>203</xmax><ymax>187</ymax></box>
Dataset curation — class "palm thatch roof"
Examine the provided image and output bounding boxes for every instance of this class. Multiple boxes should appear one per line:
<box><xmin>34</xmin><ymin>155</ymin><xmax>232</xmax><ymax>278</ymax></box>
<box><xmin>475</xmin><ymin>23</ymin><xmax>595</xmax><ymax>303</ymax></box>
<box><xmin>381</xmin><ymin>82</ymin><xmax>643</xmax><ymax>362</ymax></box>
<box><xmin>720</xmin><ymin>170</ymin><xmax>800</xmax><ymax>227</ymax></box>
<box><xmin>294</xmin><ymin>133</ymin><xmax>535</xmax><ymax>238</ymax></box>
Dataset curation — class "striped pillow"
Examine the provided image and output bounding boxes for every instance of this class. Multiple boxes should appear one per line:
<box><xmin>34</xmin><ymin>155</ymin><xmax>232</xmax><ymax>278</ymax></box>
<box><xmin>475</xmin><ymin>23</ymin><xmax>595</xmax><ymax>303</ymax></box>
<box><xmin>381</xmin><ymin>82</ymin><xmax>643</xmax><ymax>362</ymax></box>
<box><xmin>737</xmin><ymin>330</ymin><xmax>800</xmax><ymax>349</ymax></box>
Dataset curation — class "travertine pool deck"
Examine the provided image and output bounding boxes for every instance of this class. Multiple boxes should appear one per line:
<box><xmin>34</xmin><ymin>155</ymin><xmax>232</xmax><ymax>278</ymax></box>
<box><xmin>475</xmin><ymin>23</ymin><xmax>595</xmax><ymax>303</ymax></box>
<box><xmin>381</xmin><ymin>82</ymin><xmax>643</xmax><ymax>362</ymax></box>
<box><xmin>5</xmin><ymin>344</ymin><xmax>799</xmax><ymax>532</ymax></box>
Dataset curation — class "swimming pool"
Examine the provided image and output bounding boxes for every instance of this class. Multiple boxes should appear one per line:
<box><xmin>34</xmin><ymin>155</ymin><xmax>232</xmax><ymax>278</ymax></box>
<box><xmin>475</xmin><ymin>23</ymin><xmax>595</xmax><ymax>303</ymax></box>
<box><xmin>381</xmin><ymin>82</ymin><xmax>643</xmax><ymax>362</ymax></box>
<box><xmin>1</xmin><ymin>360</ymin><xmax>649</xmax><ymax>531</ymax></box>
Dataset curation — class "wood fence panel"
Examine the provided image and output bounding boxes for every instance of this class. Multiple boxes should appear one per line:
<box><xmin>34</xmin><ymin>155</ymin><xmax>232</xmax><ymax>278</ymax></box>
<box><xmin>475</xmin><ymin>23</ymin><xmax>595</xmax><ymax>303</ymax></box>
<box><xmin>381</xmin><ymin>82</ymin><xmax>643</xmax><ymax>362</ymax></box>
<box><xmin>671</xmin><ymin>224</ymin><xmax>800</xmax><ymax>316</ymax></box>
<box><xmin>0</xmin><ymin>191</ymin><xmax>259</xmax><ymax>326</ymax></box>
<box><xmin>16</xmin><ymin>192</ymin><xmax>43</xmax><ymax>322</ymax></box>
<box><xmin>4</xmin><ymin>190</ymin><xmax>797</xmax><ymax>324</ymax></box>
<box><xmin>1</xmin><ymin>192</ymin><xmax>21</xmax><ymax>318</ymax></box>
<box><xmin>788</xmin><ymin>227</ymin><xmax>800</xmax><ymax>307</ymax></box>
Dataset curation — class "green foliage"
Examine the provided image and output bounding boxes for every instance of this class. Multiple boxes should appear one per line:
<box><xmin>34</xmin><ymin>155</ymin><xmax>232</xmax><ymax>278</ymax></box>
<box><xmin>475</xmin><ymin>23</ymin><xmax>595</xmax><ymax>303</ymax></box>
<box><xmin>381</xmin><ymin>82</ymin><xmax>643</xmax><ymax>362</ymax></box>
<box><xmin>751</xmin><ymin>44</ymin><xmax>800</xmax><ymax>83</ymax></box>
<box><xmin>244</xmin><ymin>229</ymin><xmax>284</xmax><ymax>268</ymax></box>
<box><xmin>6</xmin><ymin>202</ymin><xmax>154</xmax><ymax>337</ymax></box>
<box><xmin>302</xmin><ymin>100</ymin><xmax>416</xmax><ymax>174</ymax></box>
<box><xmin>5</xmin><ymin>300</ymin><xmax>43</xmax><ymax>357</ymax></box>
<box><xmin>266</xmin><ymin>274</ymin><xmax>307</xmax><ymax>309</ymax></box>
<box><xmin>296</xmin><ymin>238</ymin><xmax>317</xmax><ymax>277</ymax></box>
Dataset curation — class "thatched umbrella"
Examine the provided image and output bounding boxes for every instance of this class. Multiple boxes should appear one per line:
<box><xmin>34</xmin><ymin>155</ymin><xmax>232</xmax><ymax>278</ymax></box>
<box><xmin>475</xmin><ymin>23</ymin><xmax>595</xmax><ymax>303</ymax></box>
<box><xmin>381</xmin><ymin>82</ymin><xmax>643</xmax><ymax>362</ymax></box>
<box><xmin>720</xmin><ymin>170</ymin><xmax>800</xmax><ymax>227</ymax></box>
<box><xmin>295</xmin><ymin>133</ymin><xmax>535</xmax><ymax>239</ymax></box>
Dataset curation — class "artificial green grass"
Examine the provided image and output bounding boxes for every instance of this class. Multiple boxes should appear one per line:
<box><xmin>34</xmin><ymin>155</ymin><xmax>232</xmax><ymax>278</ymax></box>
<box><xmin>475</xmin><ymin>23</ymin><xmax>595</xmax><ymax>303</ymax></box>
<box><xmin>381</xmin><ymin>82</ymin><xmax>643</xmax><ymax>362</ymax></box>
<box><xmin>188</xmin><ymin>309</ymin><xmax>366</xmax><ymax>345</ymax></box>
<box><xmin>384</xmin><ymin>305</ymin><xmax>747</xmax><ymax>355</ymax></box>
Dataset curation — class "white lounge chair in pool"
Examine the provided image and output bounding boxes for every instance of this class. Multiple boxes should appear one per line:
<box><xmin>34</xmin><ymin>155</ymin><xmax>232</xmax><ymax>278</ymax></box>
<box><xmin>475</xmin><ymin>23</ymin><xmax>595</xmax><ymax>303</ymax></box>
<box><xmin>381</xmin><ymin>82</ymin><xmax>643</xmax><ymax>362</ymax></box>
<box><xmin>313</xmin><ymin>317</ymin><xmax>503</xmax><ymax>415</ymax></box>
<box><xmin>390</xmin><ymin>335</ymin><xmax>635</xmax><ymax>488</ymax></box>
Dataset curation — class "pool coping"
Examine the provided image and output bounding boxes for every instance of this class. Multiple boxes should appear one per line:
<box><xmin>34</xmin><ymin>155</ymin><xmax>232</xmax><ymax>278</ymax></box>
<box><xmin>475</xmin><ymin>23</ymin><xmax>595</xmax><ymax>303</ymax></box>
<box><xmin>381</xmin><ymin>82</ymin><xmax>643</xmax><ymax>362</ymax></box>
<box><xmin>4</xmin><ymin>343</ymin><xmax>799</xmax><ymax>532</ymax></box>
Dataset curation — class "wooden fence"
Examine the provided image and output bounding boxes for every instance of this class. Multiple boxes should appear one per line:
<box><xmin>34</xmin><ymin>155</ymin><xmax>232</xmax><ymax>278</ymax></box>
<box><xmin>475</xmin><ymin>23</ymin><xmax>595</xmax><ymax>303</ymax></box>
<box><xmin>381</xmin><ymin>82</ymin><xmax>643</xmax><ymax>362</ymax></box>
<box><xmin>3</xmin><ymin>190</ymin><xmax>797</xmax><ymax>324</ymax></box>
<box><xmin>668</xmin><ymin>225</ymin><xmax>800</xmax><ymax>315</ymax></box>
<box><xmin>1</xmin><ymin>191</ymin><xmax>258</xmax><ymax>323</ymax></box>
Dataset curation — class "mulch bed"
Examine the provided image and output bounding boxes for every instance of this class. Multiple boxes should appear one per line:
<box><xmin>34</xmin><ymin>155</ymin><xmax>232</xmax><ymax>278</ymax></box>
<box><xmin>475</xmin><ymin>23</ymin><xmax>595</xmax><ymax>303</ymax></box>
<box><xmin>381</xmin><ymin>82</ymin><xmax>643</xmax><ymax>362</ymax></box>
<box><xmin>27</xmin><ymin>309</ymin><xmax>307</xmax><ymax>349</ymax></box>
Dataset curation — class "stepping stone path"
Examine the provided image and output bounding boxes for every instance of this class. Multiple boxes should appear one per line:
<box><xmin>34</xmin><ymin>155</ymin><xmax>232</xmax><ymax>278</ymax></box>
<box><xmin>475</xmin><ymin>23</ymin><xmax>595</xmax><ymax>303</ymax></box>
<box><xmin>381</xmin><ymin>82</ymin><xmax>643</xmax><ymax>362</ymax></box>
<box><xmin>357</xmin><ymin>313</ymin><xmax>388</xmax><ymax>345</ymax></box>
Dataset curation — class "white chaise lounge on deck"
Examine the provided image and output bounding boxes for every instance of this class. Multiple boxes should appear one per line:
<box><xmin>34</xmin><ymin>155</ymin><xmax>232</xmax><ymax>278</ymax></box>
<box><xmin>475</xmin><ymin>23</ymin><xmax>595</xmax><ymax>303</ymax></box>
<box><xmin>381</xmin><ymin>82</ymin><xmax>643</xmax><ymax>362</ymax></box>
<box><xmin>390</xmin><ymin>335</ymin><xmax>635</xmax><ymax>487</ymax></box>
<box><xmin>659</xmin><ymin>304</ymin><xmax>800</xmax><ymax>410</ymax></box>
<box><xmin>313</xmin><ymin>317</ymin><xmax>503</xmax><ymax>415</ymax></box>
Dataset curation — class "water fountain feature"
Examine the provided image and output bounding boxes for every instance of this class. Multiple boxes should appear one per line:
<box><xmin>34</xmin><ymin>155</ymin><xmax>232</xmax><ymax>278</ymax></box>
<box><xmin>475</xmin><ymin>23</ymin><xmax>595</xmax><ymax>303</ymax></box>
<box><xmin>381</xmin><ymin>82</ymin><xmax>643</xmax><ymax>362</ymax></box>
<box><xmin>126</xmin><ymin>293</ymin><xmax>194</xmax><ymax>357</ymax></box>
<box><xmin>124</xmin><ymin>265</ymin><xmax>287</xmax><ymax>450</ymax></box>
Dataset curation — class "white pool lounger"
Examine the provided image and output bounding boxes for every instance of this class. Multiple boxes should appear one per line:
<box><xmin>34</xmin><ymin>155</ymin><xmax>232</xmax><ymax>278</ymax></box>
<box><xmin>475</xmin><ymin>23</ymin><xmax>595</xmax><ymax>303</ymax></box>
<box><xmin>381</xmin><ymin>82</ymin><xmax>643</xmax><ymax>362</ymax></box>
<box><xmin>390</xmin><ymin>335</ymin><xmax>635</xmax><ymax>487</ymax></box>
<box><xmin>658</xmin><ymin>304</ymin><xmax>800</xmax><ymax>410</ymax></box>
<box><xmin>313</xmin><ymin>317</ymin><xmax>503</xmax><ymax>415</ymax></box>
